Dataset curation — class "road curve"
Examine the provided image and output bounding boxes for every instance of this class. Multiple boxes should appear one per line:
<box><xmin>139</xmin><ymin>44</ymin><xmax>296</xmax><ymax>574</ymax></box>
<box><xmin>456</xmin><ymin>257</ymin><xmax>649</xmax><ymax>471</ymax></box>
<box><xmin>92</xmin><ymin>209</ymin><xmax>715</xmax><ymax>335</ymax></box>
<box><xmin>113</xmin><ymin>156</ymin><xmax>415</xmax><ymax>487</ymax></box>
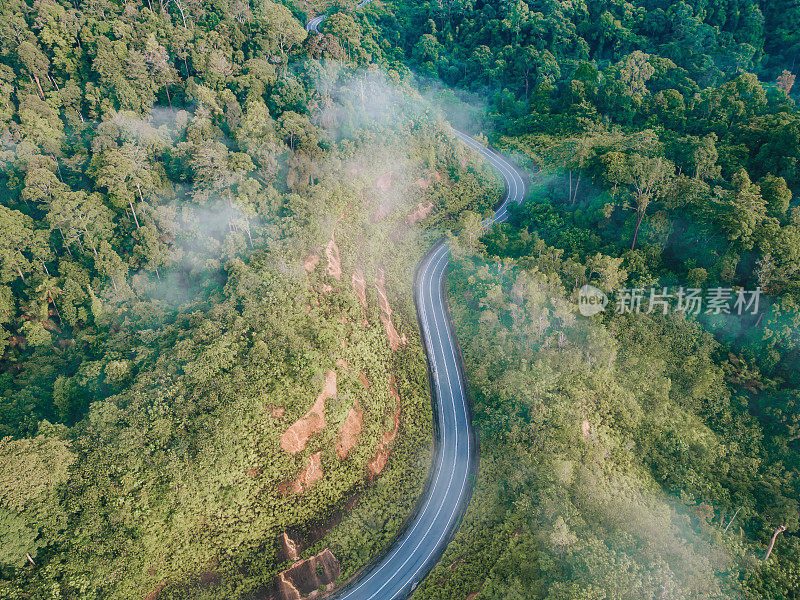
<box><xmin>306</xmin><ymin>14</ymin><xmax>325</xmax><ymax>32</ymax></box>
<box><xmin>306</xmin><ymin>12</ymin><xmax>526</xmax><ymax>600</ymax></box>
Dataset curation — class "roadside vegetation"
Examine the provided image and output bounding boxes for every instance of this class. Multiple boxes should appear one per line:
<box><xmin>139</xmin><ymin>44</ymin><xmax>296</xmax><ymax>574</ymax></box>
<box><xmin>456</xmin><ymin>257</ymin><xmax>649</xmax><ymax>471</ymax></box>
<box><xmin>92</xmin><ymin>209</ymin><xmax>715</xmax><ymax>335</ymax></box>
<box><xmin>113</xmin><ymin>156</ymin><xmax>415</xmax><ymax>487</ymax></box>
<box><xmin>0</xmin><ymin>1</ymin><xmax>500</xmax><ymax>597</ymax></box>
<box><xmin>3</xmin><ymin>0</ymin><xmax>800</xmax><ymax>598</ymax></box>
<box><xmin>345</xmin><ymin>0</ymin><xmax>800</xmax><ymax>598</ymax></box>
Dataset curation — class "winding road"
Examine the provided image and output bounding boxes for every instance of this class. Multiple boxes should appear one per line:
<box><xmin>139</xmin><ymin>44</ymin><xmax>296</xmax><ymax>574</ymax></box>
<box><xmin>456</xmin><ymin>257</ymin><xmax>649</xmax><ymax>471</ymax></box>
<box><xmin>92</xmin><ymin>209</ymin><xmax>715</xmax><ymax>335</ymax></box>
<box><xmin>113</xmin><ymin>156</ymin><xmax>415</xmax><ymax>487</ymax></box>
<box><xmin>306</xmin><ymin>13</ymin><xmax>527</xmax><ymax>600</ymax></box>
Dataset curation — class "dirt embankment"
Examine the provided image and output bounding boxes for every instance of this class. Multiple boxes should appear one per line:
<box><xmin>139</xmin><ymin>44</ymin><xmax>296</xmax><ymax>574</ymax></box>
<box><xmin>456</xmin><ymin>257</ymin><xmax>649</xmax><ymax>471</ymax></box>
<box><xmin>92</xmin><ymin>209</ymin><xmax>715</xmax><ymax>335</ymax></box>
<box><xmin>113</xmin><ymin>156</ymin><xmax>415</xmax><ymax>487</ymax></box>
<box><xmin>406</xmin><ymin>199</ymin><xmax>435</xmax><ymax>224</ymax></box>
<box><xmin>275</xmin><ymin>548</ymin><xmax>340</xmax><ymax>600</ymax></box>
<box><xmin>278</xmin><ymin>532</ymin><xmax>299</xmax><ymax>562</ymax></box>
<box><xmin>280</xmin><ymin>370</ymin><xmax>337</xmax><ymax>454</ymax></box>
<box><xmin>325</xmin><ymin>233</ymin><xmax>342</xmax><ymax>280</ymax></box>
<box><xmin>336</xmin><ymin>403</ymin><xmax>363</xmax><ymax>460</ymax></box>
<box><xmin>375</xmin><ymin>269</ymin><xmax>407</xmax><ymax>351</ymax></box>
<box><xmin>302</xmin><ymin>253</ymin><xmax>320</xmax><ymax>273</ymax></box>
<box><xmin>367</xmin><ymin>375</ymin><xmax>402</xmax><ymax>478</ymax></box>
<box><xmin>288</xmin><ymin>451</ymin><xmax>324</xmax><ymax>494</ymax></box>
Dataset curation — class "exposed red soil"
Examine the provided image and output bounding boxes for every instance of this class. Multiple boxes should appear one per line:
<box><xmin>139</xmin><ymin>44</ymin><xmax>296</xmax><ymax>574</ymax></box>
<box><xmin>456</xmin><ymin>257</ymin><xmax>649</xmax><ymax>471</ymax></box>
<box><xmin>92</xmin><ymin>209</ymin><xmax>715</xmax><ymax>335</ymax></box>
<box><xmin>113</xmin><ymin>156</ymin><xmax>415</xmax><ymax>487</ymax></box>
<box><xmin>375</xmin><ymin>269</ymin><xmax>407</xmax><ymax>351</ymax></box>
<box><xmin>412</xmin><ymin>170</ymin><xmax>441</xmax><ymax>191</ymax></box>
<box><xmin>382</xmin><ymin>311</ymin><xmax>404</xmax><ymax>350</ymax></box>
<box><xmin>337</xmin><ymin>403</ymin><xmax>363</xmax><ymax>460</ymax></box>
<box><xmin>367</xmin><ymin>375</ymin><xmax>402</xmax><ymax>478</ymax></box>
<box><xmin>359</xmin><ymin>372</ymin><xmax>370</xmax><ymax>389</ymax></box>
<box><xmin>270</xmin><ymin>406</ymin><xmax>286</xmax><ymax>419</ymax></box>
<box><xmin>351</xmin><ymin>268</ymin><xmax>367</xmax><ymax>308</ymax></box>
<box><xmin>465</xmin><ymin>579</ymin><xmax>485</xmax><ymax>599</ymax></box>
<box><xmin>302</xmin><ymin>253</ymin><xmax>320</xmax><ymax>273</ymax></box>
<box><xmin>367</xmin><ymin>444</ymin><xmax>389</xmax><ymax>478</ymax></box>
<box><xmin>279</xmin><ymin>532</ymin><xmax>300</xmax><ymax>562</ymax></box>
<box><xmin>406</xmin><ymin>199</ymin><xmax>435</xmax><ymax>224</ymax></box>
<box><xmin>374</xmin><ymin>170</ymin><xmax>394</xmax><ymax>191</ymax></box>
<box><xmin>352</xmin><ymin>268</ymin><xmax>369</xmax><ymax>324</ymax></box>
<box><xmin>290</xmin><ymin>451</ymin><xmax>324</xmax><ymax>494</ymax></box>
<box><xmin>337</xmin><ymin>358</ymin><xmax>349</xmax><ymax>371</ymax></box>
<box><xmin>325</xmin><ymin>233</ymin><xmax>342</xmax><ymax>280</ymax></box>
<box><xmin>145</xmin><ymin>582</ymin><xmax>166</xmax><ymax>600</ymax></box>
<box><xmin>276</xmin><ymin>572</ymin><xmax>301</xmax><ymax>600</ymax></box>
<box><xmin>275</xmin><ymin>548</ymin><xmax>340</xmax><ymax>600</ymax></box>
<box><xmin>375</xmin><ymin>268</ymin><xmax>392</xmax><ymax>317</ymax></box>
<box><xmin>280</xmin><ymin>370</ymin><xmax>336</xmax><ymax>454</ymax></box>
<box><xmin>371</xmin><ymin>204</ymin><xmax>391</xmax><ymax>223</ymax></box>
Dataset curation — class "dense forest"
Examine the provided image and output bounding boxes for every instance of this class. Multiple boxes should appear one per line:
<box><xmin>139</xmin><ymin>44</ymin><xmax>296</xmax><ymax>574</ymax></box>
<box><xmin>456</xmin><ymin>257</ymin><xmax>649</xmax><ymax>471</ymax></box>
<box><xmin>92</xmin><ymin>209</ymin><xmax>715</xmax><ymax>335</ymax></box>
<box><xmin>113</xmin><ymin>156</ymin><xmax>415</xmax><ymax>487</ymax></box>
<box><xmin>2</xmin><ymin>0</ymin><xmax>800</xmax><ymax>598</ymax></box>
<box><xmin>0</xmin><ymin>0</ymin><xmax>500</xmax><ymax>597</ymax></box>
<box><xmin>332</xmin><ymin>0</ymin><xmax>800</xmax><ymax>598</ymax></box>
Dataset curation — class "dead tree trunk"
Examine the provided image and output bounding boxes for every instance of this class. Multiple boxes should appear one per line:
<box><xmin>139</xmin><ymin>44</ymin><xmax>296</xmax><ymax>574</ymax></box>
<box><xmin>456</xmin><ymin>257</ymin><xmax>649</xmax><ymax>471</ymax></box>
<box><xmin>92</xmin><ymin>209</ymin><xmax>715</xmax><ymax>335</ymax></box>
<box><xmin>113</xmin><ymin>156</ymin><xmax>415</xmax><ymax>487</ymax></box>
<box><xmin>764</xmin><ymin>525</ymin><xmax>786</xmax><ymax>561</ymax></box>
<box><xmin>30</xmin><ymin>74</ymin><xmax>45</xmax><ymax>100</ymax></box>
<box><xmin>631</xmin><ymin>209</ymin><xmax>646</xmax><ymax>251</ymax></box>
<box><xmin>723</xmin><ymin>507</ymin><xmax>740</xmax><ymax>532</ymax></box>
<box><xmin>129</xmin><ymin>199</ymin><xmax>141</xmax><ymax>229</ymax></box>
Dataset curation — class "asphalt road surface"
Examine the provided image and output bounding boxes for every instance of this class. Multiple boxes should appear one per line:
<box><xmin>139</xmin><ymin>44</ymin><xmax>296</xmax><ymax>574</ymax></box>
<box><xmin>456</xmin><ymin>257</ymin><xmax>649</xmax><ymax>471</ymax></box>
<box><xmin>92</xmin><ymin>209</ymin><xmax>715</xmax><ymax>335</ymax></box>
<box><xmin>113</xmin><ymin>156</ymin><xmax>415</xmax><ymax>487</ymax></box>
<box><xmin>305</xmin><ymin>0</ymin><xmax>372</xmax><ymax>33</ymax></box>
<box><xmin>306</xmin><ymin>14</ymin><xmax>527</xmax><ymax>598</ymax></box>
<box><xmin>306</xmin><ymin>14</ymin><xmax>324</xmax><ymax>32</ymax></box>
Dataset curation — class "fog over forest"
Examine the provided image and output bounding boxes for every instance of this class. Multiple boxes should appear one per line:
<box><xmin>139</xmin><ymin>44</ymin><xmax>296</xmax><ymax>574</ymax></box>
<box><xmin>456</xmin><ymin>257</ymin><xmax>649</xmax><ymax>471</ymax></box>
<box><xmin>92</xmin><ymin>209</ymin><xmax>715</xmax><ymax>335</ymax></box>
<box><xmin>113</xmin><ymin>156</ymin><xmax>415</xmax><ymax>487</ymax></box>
<box><xmin>1</xmin><ymin>0</ymin><xmax>800</xmax><ymax>599</ymax></box>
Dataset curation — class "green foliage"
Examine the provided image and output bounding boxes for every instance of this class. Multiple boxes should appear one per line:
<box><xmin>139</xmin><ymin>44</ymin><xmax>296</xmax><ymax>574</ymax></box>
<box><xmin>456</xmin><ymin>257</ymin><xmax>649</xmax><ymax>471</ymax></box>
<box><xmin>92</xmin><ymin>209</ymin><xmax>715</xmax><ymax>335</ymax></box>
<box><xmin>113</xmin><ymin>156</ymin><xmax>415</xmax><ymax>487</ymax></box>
<box><xmin>0</xmin><ymin>0</ymin><xmax>504</xmax><ymax>595</ymax></box>
<box><xmin>3</xmin><ymin>0</ymin><xmax>800</xmax><ymax>598</ymax></box>
<box><xmin>424</xmin><ymin>242</ymin><xmax>800</xmax><ymax>600</ymax></box>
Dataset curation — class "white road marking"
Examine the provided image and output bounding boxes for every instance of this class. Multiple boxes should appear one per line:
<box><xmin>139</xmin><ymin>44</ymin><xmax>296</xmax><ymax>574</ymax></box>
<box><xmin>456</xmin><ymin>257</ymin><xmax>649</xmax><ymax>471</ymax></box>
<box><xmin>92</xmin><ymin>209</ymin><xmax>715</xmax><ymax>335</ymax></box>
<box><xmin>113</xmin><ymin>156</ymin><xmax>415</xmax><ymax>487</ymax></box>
<box><xmin>333</xmin><ymin>135</ymin><xmax>524</xmax><ymax>599</ymax></box>
<box><xmin>298</xmin><ymin>11</ymin><xmax>526</xmax><ymax>590</ymax></box>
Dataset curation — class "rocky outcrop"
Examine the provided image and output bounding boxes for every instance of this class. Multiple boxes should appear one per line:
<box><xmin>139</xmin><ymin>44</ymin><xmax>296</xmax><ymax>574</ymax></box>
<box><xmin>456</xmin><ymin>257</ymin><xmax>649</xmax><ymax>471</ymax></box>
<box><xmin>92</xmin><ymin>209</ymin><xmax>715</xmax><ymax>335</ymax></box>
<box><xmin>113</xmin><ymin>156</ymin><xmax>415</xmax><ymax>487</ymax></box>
<box><xmin>275</xmin><ymin>549</ymin><xmax>341</xmax><ymax>600</ymax></box>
